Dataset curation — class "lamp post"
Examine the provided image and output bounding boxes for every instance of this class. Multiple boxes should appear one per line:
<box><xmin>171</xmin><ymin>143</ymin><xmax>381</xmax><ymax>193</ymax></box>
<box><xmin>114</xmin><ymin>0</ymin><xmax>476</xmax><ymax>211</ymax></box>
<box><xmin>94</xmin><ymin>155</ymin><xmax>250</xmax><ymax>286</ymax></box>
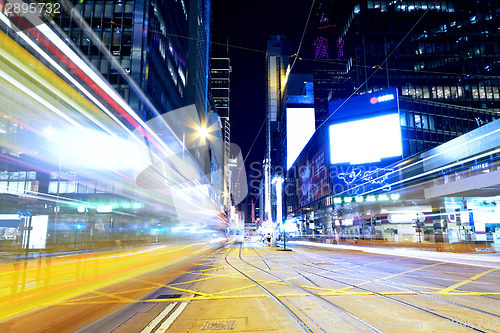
<box><xmin>197</xmin><ymin>124</ymin><xmax>210</xmax><ymax>139</ymax></box>
<box><xmin>273</xmin><ymin>176</ymin><xmax>290</xmax><ymax>251</ymax></box>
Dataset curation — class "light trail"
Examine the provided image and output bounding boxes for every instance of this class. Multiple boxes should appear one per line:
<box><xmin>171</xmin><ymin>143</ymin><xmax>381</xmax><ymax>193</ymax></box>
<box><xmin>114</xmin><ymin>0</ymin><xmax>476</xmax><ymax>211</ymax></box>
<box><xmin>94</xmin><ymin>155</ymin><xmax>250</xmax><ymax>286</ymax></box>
<box><xmin>0</xmin><ymin>242</ymin><xmax>216</xmax><ymax>322</ymax></box>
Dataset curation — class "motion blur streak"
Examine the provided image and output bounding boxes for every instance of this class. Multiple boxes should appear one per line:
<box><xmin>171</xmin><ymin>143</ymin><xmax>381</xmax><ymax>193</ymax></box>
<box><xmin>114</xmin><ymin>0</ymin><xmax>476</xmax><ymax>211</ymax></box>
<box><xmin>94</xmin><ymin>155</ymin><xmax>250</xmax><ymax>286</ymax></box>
<box><xmin>0</xmin><ymin>17</ymin><xmax>223</xmax><ymax>218</ymax></box>
<box><xmin>0</xmin><ymin>5</ymin><xmax>228</xmax><ymax>310</ymax></box>
<box><xmin>1</xmin><ymin>11</ymin><xmax>207</xmax><ymax>191</ymax></box>
<box><xmin>0</xmin><ymin>242</ymin><xmax>218</xmax><ymax>321</ymax></box>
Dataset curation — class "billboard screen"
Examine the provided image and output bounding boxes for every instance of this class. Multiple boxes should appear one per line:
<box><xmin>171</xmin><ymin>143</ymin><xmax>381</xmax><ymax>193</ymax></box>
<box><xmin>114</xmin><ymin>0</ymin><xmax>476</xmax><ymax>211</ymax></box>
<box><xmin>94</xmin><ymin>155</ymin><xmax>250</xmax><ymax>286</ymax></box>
<box><xmin>328</xmin><ymin>88</ymin><xmax>402</xmax><ymax>165</ymax></box>
<box><xmin>311</xmin><ymin>145</ymin><xmax>329</xmax><ymax>201</ymax></box>
<box><xmin>287</xmin><ymin>107</ymin><xmax>315</xmax><ymax>170</ymax></box>
<box><xmin>329</xmin><ymin>113</ymin><xmax>402</xmax><ymax>164</ymax></box>
<box><xmin>296</xmin><ymin>141</ymin><xmax>330</xmax><ymax>207</ymax></box>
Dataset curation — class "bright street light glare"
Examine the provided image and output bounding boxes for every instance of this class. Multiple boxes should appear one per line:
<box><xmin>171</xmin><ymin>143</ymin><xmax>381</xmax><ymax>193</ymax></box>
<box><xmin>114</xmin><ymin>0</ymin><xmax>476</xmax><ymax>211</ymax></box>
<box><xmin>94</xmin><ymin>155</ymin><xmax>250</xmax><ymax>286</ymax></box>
<box><xmin>197</xmin><ymin>125</ymin><xmax>210</xmax><ymax>139</ymax></box>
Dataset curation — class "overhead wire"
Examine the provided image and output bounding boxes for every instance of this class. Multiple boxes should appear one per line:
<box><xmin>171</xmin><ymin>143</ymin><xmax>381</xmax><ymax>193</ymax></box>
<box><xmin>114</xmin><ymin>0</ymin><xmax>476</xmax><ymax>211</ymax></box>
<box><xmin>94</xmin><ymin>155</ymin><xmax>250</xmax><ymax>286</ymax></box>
<box><xmin>239</xmin><ymin>0</ymin><xmax>316</xmax><ymax>167</ymax></box>
<box><xmin>232</xmin><ymin>0</ymin><xmax>317</xmax><ymax>202</ymax></box>
<box><xmin>101</xmin><ymin>10</ymin><xmax>497</xmax><ymax>81</ymax></box>
<box><xmin>62</xmin><ymin>2</ymin><xmax>496</xmax><ymax>167</ymax></box>
<box><xmin>316</xmin><ymin>0</ymin><xmax>438</xmax><ymax>131</ymax></box>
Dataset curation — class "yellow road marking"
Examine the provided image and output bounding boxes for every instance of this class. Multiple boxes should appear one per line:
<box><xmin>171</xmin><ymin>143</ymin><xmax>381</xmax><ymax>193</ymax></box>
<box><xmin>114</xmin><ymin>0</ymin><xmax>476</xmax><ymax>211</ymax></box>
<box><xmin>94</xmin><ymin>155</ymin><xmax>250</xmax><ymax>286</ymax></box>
<box><xmin>439</xmin><ymin>271</ymin><xmax>489</xmax><ymax>276</ymax></box>
<box><xmin>58</xmin><ymin>290</ymin><xmax>500</xmax><ymax>305</ymax></box>
<box><xmin>335</xmin><ymin>262</ymin><xmax>445</xmax><ymax>292</ymax></box>
<box><xmin>438</xmin><ymin>268</ymin><xmax>499</xmax><ymax>294</ymax></box>
<box><xmin>168</xmin><ymin>276</ymin><xmax>219</xmax><ymax>285</ymax></box>
<box><xmin>193</xmin><ymin>272</ymin><xmax>255</xmax><ymax>280</ymax></box>
<box><xmin>91</xmin><ymin>290</ymin><xmax>135</xmax><ymax>302</ymax></box>
<box><xmin>405</xmin><ymin>274</ymin><xmax>494</xmax><ymax>284</ymax></box>
<box><xmin>402</xmin><ymin>284</ymin><xmax>452</xmax><ymax>291</ymax></box>
<box><xmin>194</xmin><ymin>266</ymin><xmax>226</xmax><ymax>272</ymax></box>
<box><xmin>212</xmin><ymin>284</ymin><xmax>260</xmax><ymax>295</ymax></box>
<box><xmin>165</xmin><ymin>286</ymin><xmax>212</xmax><ymax>297</ymax></box>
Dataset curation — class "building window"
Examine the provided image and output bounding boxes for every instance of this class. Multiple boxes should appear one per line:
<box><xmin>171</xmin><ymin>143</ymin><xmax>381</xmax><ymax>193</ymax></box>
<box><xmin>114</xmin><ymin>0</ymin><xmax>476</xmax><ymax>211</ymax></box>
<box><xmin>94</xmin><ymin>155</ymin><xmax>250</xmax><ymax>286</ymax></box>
<box><xmin>437</xmin><ymin>86</ymin><xmax>444</xmax><ymax>99</ymax></box>
<box><xmin>104</xmin><ymin>4</ymin><xmax>113</xmax><ymax>18</ymax></box>
<box><xmin>84</xmin><ymin>4</ymin><xmax>93</xmax><ymax>18</ymax></box>
<box><xmin>443</xmin><ymin>86</ymin><xmax>451</xmax><ymax>99</ymax></box>
<box><xmin>414</xmin><ymin>114</ymin><xmax>421</xmax><ymax>128</ymax></box>
<box><xmin>493</xmin><ymin>86</ymin><xmax>499</xmax><ymax>99</ymax></box>
<box><xmin>423</xmin><ymin>87</ymin><xmax>430</xmax><ymax>98</ymax></box>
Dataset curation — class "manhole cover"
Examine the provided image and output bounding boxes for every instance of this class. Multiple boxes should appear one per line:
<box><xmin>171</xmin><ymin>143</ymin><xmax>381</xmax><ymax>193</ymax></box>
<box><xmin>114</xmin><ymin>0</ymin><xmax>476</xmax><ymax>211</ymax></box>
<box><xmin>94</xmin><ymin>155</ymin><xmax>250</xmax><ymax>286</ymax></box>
<box><xmin>200</xmin><ymin>320</ymin><xmax>236</xmax><ymax>331</ymax></box>
<box><xmin>156</xmin><ymin>294</ymin><xmax>182</xmax><ymax>299</ymax></box>
<box><xmin>192</xmin><ymin>318</ymin><xmax>247</xmax><ymax>332</ymax></box>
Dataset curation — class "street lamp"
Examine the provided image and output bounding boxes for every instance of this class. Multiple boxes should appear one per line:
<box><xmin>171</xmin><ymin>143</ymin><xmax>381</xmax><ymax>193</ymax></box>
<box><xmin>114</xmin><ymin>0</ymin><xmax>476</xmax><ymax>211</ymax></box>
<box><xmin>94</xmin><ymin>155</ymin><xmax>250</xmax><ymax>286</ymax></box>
<box><xmin>272</xmin><ymin>176</ymin><xmax>290</xmax><ymax>250</ymax></box>
<box><xmin>197</xmin><ymin>124</ymin><xmax>210</xmax><ymax>140</ymax></box>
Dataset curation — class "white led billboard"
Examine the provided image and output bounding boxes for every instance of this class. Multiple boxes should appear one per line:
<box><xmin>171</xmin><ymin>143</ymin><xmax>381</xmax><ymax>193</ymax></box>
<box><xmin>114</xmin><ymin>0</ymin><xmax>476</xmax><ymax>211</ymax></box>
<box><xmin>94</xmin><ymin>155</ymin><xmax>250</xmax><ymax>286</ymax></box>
<box><xmin>329</xmin><ymin>113</ymin><xmax>402</xmax><ymax>164</ymax></box>
<box><xmin>287</xmin><ymin>107</ymin><xmax>315</xmax><ymax>169</ymax></box>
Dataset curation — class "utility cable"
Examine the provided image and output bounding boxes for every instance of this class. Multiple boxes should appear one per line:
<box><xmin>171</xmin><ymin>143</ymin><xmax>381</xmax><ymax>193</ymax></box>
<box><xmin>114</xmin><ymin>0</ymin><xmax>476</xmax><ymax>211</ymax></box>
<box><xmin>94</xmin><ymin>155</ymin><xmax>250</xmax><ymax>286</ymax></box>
<box><xmin>316</xmin><ymin>0</ymin><xmax>437</xmax><ymax>131</ymax></box>
<box><xmin>242</xmin><ymin>0</ymin><xmax>316</xmax><ymax>168</ymax></box>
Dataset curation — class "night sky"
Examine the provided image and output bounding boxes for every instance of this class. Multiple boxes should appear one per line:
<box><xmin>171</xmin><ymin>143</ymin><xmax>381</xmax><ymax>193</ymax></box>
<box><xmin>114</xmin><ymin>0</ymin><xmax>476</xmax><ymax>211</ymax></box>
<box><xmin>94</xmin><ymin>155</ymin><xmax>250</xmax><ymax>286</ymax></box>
<box><xmin>211</xmin><ymin>0</ymin><xmax>314</xmax><ymax>170</ymax></box>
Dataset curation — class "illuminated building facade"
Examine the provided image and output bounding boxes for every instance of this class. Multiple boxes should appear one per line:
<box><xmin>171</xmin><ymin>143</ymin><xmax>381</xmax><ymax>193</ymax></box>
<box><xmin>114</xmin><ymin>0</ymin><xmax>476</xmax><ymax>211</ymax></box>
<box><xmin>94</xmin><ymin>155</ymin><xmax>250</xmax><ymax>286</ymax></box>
<box><xmin>285</xmin><ymin>87</ymin><xmax>500</xmax><ymax>248</ymax></box>
<box><xmin>264</xmin><ymin>35</ymin><xmax>291</xmax><ymax>226</ymax></box>
<box><xmin>311</xmin><ymin>0</ymin><xmax>350</xmax><ymax>126</ymax></box>
<box><xmin>211</xmin><ymin>57</ymin><xmax>231</xmax><ymax>209</ymax></box>
<box><xmin>211</xmin><ymin>58</ymin><xmax>230</xmax><ymax>136</ymax></box>
<box><xmin>312</xmin><ymin>0</ymin><xmax>499</xmax><ymax>155</ymax></box>
<box><xmin>186</xmin><ymin>0</ymin><xmax>212</xmax><ymax>120</ymax></box>
<box><xmin>0</xmin><ymin>0</ymin><xmax>221</xmax><ymax>250</ymax></box>
<box><xmin>55</xmin><ymin>0</ymin><xmax>211</xmax><ymax>122</ymax></box>
<box><xmin>53</xmin><ymin>0</ymin><xmax>215</xmax><ymax>194</ymax></box>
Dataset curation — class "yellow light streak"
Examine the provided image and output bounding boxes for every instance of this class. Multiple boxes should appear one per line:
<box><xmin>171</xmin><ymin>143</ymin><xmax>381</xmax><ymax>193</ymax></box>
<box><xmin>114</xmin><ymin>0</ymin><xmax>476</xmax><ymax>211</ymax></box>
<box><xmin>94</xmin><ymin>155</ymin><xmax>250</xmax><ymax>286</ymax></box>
<box><xmin>0</xmin><ymin>243</ymin><xmax>214</xmax><ymax>322</ymax></box>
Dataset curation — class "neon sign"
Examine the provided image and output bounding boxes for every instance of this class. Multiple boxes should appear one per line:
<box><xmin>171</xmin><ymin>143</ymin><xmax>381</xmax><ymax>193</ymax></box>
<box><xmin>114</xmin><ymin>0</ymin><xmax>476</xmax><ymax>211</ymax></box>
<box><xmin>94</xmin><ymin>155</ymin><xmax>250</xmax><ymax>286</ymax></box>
<box><xmin>370</xmin><ymin>94</ymin><xmax>395</xmax><ymax>104</ymax></box>
<box><xmin>337</xmin><ymin>167</ymin><xmax>394</xmax><ymax>195</ymax></box>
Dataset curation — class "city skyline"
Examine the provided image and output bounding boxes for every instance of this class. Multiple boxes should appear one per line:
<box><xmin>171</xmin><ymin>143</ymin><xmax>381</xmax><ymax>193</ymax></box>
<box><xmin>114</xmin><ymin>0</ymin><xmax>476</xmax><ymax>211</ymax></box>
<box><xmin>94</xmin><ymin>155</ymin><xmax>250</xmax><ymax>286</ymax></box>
<box><xmin>211</xmin><ymin>0</ymin><xmax>314</xmax><ymax>168</ymax></box>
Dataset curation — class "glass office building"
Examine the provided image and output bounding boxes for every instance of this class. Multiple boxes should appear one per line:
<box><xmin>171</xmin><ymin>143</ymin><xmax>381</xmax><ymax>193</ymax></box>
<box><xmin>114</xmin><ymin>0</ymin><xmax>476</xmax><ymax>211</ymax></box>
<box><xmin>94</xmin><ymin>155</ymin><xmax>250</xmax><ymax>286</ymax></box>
<box><xmin>311</xmin><ymin>0</ymin><xmax>499</xmax><ymax>155</ymax></box>
<box><xmin>53</xmin><ymin>0</ymin><xmax>211</xmax><ymax>121</ymax></box>
<box><xmin>0</xmin><ymin>0</ymin><xmax>217</xmax><ymax>251</ymax></box>
<box><xmin>282</xmin><ymin>1</ymin><xmax>500</xmax><ymax>245</ymax></box>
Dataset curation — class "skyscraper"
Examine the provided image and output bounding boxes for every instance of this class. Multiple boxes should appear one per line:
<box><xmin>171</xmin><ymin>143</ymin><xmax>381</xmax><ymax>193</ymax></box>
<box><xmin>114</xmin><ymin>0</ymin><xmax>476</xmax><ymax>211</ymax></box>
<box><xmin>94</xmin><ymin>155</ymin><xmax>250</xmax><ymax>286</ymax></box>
<box><xmin>311</xmin><ymin>0</ymin><xmax>350</xmax><ymax>126</ymax></box>
<box><xmin>55</xmin><ymin>0</ymin><xmax>212</xmax><ymax>122</ymax></box>
<box><xmin>0</xmin><ymin>0</ymin><xmax>220</xmax><ymax>248</ymax></box>
<box><xmin>211</xmin><ymin>57</ymin><xmax>231</xmax><ymax>209</ymax></box>
<box><xmin>187</xmin><ymin>0</ymin><xmax>212</xmax><ymax>121</ymax></box>
<box><xmin>313</xmin><ymin>0</ymin><xmax>499</xmax><ymax>155</ymax></box>
<box><xmin>264</xmin><ymin>35</ymin><xmax>291</xmax><ymax>224</ymax></box>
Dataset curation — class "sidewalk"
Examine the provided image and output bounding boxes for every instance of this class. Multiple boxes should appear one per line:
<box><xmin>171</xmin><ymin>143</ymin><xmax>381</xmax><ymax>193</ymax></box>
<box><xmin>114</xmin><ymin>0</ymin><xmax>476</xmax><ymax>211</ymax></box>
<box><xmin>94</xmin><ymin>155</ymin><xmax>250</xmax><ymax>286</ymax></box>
<box><xmin>292</xmin><ymin>240</ymin><xmax>500</xmax><ymax>269</ymax></box>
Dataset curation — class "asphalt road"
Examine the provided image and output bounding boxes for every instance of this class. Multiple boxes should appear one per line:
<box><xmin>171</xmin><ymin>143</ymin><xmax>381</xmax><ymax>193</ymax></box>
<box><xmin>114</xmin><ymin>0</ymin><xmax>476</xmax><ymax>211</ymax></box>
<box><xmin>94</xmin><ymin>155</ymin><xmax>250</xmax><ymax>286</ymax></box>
<box><xmin>1</xmin><ymin>240</ymin><xmax>499</xmax><ymax>332</ymax></box>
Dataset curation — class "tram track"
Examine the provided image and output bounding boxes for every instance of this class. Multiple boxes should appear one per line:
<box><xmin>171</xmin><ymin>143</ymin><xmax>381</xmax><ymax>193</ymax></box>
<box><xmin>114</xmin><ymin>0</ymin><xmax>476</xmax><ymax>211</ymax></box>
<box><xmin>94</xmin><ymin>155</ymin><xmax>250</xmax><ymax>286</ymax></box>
<box><xmin>225</xmin><ymin>243</ymin><xmax>383</xmax><ymax>333</ymax></box>
<box><xmin>290</xmin><ymin>246</ymin><xmax>500</xmax><ymax>320</ymax></box>
<box><xmin>253</xmin><ymin>243</ymin><xmax>497</xmax><ymax>332</ymax></box>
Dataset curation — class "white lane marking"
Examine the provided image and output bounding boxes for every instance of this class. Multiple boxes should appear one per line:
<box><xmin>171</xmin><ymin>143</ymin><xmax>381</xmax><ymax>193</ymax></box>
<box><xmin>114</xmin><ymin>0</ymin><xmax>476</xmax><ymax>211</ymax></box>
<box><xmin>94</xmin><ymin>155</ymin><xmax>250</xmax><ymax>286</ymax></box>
<box><xmin>140</xmin><ymin>302</ymin><xmax>177</xmax><ymax>333</ymax></box>
<box><xmin>156</xmin><ymin>302</ymin><xmax>188</xmax><ymax>332</ymax></box>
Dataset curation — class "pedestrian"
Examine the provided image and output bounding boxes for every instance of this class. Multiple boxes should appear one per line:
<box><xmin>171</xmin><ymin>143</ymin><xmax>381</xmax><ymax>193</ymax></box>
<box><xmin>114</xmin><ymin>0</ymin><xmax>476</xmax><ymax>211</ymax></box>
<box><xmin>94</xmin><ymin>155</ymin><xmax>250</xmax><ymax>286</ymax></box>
<box><xmin>266</xmin><ymin>233</ymin><xmax>272</xmax><ymax>246</ymax></box>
